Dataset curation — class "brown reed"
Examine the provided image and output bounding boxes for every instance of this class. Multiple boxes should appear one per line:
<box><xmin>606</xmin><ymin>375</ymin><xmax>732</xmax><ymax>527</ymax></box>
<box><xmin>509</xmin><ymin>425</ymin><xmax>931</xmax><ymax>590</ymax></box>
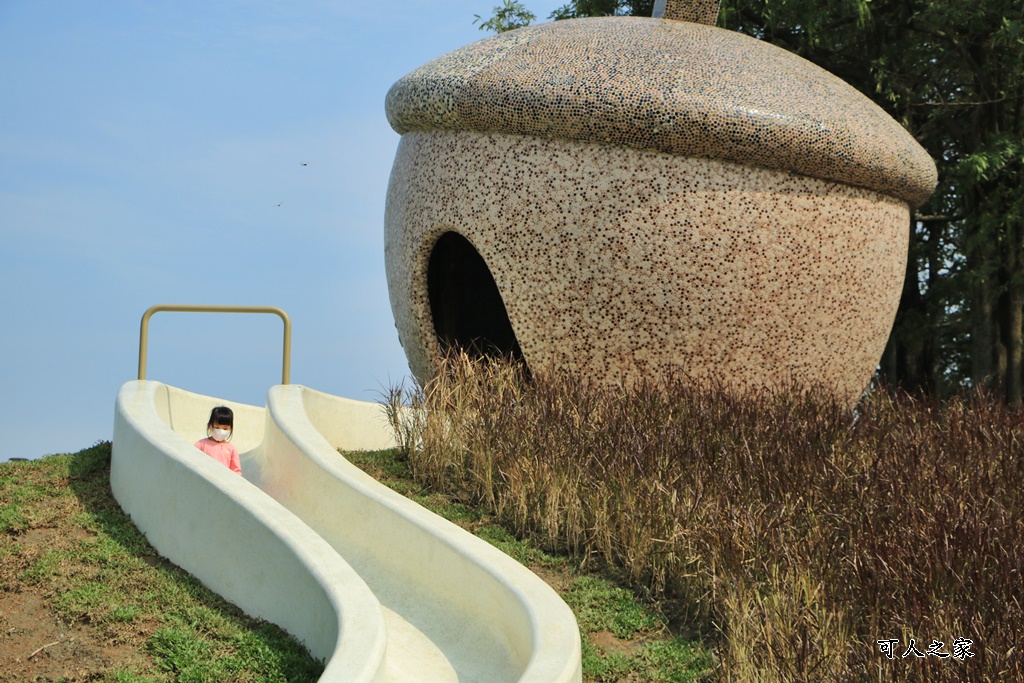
<box><xmin>385</xmin><ymin>353</ymin><xmax>1023</xmax><ymax>682</ymax></box>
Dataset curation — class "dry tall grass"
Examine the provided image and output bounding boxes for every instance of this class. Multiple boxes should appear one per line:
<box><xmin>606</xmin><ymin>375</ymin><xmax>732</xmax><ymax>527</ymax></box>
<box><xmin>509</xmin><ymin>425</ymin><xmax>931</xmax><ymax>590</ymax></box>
<box><xmin>385</xmin><ymin>354</ymin><xmax>1023</xmax><ymax>682</ymax></box>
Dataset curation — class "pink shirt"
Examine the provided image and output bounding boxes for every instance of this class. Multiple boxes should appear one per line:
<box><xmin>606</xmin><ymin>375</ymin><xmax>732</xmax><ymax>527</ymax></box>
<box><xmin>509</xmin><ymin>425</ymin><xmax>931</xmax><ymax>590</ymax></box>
<box><xmin>194</xmin><ymin>438</ymin><xmax>242</xmax><ymax>475</ymax></box>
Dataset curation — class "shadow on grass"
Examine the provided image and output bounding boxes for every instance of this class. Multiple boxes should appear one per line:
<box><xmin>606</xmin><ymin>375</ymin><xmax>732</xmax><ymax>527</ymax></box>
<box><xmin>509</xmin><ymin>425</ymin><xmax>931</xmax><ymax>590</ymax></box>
<box><xmin>64</xmin><ymin>441</ymin><xmax>324</xmax><ymax>682</ymax></box>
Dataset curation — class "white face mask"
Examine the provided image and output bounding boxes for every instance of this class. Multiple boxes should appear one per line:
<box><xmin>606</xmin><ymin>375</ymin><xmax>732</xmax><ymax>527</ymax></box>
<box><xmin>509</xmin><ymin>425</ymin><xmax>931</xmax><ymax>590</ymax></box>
<box><xmin>211</xmin><ymin>428</ymin><xmax>231</xmax><ymax>442</ymax></box>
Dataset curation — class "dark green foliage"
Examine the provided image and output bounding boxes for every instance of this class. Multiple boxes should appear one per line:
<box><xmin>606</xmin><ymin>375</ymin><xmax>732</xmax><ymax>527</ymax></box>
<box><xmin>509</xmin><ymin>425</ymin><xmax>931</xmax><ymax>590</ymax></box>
<box><xmin>475</xmin><ymin>0</ymin><xmax>654</xmax><ymax>27</ymax></box>
<box><xmin>549</xmin><ymin>0</ymin><xmax>655</xmax><ymax>20</ymax></box>
<box><xmin>473</xmin><ymin>0</ymin><xmax>536</xmax><ymax>32</ymax></box>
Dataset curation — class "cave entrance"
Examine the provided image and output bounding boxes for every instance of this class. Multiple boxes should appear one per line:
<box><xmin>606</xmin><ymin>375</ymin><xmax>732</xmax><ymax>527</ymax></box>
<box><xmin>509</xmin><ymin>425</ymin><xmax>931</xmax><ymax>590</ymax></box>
<box><xmin>427</xmin><ymin>232</ymin><xmax>524</xmax><ymax>364</ymax></box>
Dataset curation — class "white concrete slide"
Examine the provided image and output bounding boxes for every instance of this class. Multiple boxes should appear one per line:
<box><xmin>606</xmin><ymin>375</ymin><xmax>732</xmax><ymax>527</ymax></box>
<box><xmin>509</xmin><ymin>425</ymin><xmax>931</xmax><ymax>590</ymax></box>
<box><xmin>111</xmin><ymin>380</ymin><xmax>390</xmax><ymax>681</ymax></box>
<box><xmin>111</xmin><ymin>379</ymin><xmax>583</xmax><ymax>683</ymax></box>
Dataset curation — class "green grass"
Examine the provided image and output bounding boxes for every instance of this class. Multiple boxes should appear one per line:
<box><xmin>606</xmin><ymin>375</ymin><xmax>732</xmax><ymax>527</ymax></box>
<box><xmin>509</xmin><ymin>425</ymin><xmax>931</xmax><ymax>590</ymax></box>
<box><xmin>0</xmin><ymin>442</ymin><xmax>323</xmax><ymax>682</ymax></box>
<box><xmin>564</xmin><ymin>575</ymin><xmax>715</xmax><ymax>683</ymax></box>
<box><xmin>564</xmin><ymin>575</ymin><xmax>664</xmax><ymax>638</ymax></box>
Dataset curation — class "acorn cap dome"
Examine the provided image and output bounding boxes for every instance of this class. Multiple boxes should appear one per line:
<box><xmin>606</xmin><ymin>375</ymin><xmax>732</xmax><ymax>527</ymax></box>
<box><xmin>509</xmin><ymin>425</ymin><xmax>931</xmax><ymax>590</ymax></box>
<box><xmin>386</xmin><ymin>17</ymin><xmax>936</xmax><ymax>207</ymax></box>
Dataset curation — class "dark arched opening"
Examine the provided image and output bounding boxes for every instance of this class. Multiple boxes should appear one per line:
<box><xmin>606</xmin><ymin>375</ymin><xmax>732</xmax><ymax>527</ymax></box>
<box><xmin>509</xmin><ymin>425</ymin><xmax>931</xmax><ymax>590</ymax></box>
<box><xmin>427</xmin><ymin>232</ymin><xmax>524</xmax><ymax>363</ymax></box>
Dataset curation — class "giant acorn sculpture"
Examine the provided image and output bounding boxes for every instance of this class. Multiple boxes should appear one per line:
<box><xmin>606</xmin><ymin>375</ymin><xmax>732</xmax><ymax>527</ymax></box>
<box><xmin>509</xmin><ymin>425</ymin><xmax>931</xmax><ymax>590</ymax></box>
<box><xmin>383</xmin><ymin>0</ymin><xmax>937</xmax><ymax>400</ymax></box>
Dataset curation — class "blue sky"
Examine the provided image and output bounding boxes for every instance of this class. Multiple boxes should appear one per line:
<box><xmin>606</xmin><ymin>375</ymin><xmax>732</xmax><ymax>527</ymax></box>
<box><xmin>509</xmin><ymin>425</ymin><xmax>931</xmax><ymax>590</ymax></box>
<box><xmin>0</xmin><ymin>0</ymin><xmax>564</xmax><ymax>461</ymax></box>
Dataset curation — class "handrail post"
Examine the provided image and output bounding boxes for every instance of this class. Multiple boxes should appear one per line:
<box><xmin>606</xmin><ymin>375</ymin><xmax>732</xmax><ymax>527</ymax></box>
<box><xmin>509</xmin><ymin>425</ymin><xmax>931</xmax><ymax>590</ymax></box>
<box><xmin>138</xmin><ymin>304</ymin><xmax>292</xmax><ymax>384</ymax></box>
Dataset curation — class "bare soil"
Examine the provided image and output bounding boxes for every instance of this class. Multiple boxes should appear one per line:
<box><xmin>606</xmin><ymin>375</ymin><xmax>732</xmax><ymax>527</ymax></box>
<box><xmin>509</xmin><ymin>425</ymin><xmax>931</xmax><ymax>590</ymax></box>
<box><xmin>0</xmin><ymin>528</ymin><xmax>156</xmax><ymax>683</ymax></box>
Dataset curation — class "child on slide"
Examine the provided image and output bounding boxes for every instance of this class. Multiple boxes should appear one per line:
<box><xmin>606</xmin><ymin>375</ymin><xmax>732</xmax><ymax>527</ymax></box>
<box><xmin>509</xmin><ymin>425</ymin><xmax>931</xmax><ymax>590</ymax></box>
<box><xmin>194</xmin><ymin>406</ymin><xmax>242</xmax><ymax>475</ymax></box>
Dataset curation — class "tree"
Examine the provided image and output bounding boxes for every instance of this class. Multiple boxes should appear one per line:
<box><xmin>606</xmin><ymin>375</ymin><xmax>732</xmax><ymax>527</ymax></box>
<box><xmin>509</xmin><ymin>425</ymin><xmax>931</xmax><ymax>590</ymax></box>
<box><xmin>473</xmin><ymin>0</ymin><xmax>536</xmax><ymax>33</ymax></box>
<box><xmin>548</xmin><ymin>0</ymin><xmax>654</xmax><ymax>20</ymax></box>
<box><xmin>475</xmin><ymin>0</ymin><xmax>653</xmax><ymax>31</ymax></box>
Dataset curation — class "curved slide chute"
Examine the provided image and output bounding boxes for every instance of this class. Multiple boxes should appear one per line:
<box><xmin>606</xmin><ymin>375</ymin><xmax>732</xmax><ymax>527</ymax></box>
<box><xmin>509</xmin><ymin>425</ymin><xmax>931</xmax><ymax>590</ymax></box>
<box><xmin>112</xmin><ymin>379</ymin><xmax>582</xmax><ymax>683</ymax></box>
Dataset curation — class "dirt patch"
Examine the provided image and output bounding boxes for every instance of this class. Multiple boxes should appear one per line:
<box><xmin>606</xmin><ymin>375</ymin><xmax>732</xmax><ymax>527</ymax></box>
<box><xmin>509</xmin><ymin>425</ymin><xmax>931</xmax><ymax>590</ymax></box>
<box><xmin>0</xmin><ymin>531</ymin><xmax>152</xmax><ymax>682</ymax></box>
<box><xmin>1</xmin><ymin>504</ymin><xmax>157</xmax><ymax>682</ymax></box>
<box><xmin>529</xmin><ymin>562</ymin><xmax>572</xmax><ymax>593</ymax></box>
<box><xmin>590</xmin><ymin>629</ymin><xmax>646</xmax><ymax>656</ymax></box>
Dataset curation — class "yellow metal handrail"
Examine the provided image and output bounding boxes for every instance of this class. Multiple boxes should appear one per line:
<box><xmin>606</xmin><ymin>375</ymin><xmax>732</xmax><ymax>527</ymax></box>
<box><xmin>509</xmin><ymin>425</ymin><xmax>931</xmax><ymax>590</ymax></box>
<box><xmin>138</xmin><ymin>304</ymin><xmax>292</xmax><ymax>384</ymax></box>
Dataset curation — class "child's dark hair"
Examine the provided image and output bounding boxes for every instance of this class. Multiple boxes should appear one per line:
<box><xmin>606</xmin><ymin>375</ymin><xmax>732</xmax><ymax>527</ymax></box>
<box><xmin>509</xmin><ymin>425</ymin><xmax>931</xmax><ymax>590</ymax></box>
<box><xmin>207</xmin><ymin>406</ymin><xmax>234</xmax><ymax>429</ymax></box>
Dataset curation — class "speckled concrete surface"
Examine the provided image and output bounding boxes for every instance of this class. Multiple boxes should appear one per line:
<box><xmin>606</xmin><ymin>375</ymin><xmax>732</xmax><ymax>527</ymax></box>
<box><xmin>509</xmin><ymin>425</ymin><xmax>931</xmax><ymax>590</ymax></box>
<box><xmin>383</xmin><ymin>9</ymin><xmax>935</xmax><ymax>399</ymax></box>
<box><xmin>386</xmin><ymin>130</ymin><xmax>909</xmax><ymax>399</ymax></box>
<box><xmin>386</xmin><ymin>18</ymin><xmax>936</xmax><ymax>206</ymax></box>
<box><xmin>660</xmin><ymin>0</ymin><xmax>721</xmax><ymax>25</ymax></box>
